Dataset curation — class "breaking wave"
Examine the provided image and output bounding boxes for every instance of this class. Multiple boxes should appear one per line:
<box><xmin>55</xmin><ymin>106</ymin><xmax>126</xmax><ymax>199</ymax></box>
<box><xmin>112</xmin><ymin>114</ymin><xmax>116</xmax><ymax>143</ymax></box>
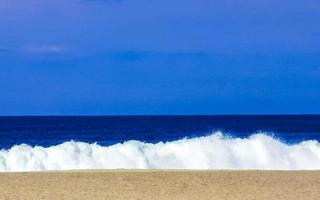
<box><xmin>1</xmin><ymin>132</ymin><xmax>320</xmax><ymax>172</ymax></box>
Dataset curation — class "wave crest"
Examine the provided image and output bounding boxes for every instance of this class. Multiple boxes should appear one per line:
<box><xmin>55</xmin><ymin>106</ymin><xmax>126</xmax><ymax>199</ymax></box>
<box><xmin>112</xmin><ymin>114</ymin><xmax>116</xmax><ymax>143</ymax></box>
<box><xmin>1</xmin><ymin>132</ymin><xmax>320</xmax><ymax>171</ymax></box>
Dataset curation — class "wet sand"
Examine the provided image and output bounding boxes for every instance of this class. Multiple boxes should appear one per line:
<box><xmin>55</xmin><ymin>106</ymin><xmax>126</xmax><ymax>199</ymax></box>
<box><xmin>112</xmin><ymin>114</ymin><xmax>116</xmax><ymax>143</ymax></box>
<box><xmin>0</xmin><ymin>170</ymin><xmax>319</xmax><ymax>200</ymax></box>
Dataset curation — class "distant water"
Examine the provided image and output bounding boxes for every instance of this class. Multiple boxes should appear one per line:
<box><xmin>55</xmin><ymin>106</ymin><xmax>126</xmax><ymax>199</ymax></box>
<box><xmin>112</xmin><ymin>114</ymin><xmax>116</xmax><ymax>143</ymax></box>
<box><xmin>0</xmin><ymin>115</ymin><xmax>320</xmax><ymax>171</ymax></box>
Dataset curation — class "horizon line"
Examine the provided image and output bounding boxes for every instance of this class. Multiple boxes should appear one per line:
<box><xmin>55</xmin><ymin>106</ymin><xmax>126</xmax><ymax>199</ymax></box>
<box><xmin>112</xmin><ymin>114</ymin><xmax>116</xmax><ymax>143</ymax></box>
<box><xmin>0</xmin><ymin>114</ymin><xmax>320</xmax><ymax>117</ymax></box>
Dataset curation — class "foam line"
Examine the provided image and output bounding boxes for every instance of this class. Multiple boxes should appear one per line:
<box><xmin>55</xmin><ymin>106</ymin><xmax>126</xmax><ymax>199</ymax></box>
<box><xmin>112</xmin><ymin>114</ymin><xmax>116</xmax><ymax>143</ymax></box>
<box><xmin>0</xmin><ymin>132</ymin><xmax>320</xmax><ymax>171</ymax></box>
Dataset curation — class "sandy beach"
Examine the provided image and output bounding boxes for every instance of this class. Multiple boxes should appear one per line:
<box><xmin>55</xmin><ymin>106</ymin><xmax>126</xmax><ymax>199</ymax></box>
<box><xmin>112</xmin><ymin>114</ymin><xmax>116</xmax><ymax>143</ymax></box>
<box><xmin>0</xmin><ymin>170</ymin><xmax>319</xmax><ymax>200</ymax></box>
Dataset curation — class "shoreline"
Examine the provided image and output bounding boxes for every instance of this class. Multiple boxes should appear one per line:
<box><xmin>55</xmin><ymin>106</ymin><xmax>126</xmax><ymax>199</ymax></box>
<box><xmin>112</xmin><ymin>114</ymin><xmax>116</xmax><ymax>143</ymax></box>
<box><xmin>1</xmin><ymin>169</ymin><xmax>320</xmax><ymax>173</ymax></box>
<box><xmin>1</xmin><ymin>170</ymin><xmax>320</xmax><ymax>200</ymax></box>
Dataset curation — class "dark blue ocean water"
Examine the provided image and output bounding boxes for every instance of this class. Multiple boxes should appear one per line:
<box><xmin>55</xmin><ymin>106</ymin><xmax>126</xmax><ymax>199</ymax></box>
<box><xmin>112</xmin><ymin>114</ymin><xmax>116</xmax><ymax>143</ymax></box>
<box><xmin>0</xmin><ymin>115</ymin><xmax>320</xmax><ymax>149</ymax></box>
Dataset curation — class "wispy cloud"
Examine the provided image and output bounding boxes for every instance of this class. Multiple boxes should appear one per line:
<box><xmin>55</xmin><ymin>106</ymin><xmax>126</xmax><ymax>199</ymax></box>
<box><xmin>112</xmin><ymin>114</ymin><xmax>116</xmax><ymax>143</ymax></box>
<box><xmin>85</xmin><ymin>0</ymin><xmax>124</xmax><ymax>2</ymax></box>
<box><xmin>0</xmin><ymin>45</ymin><xmax>66</xmax><ymax>54</ymax></box>
<box><xmin>81</xmin><ymin>0</ymin><xmax>126</xmax><ymax>4</ymax></box>
<box><xmin>23</xmin><ymin>46</ymin><xmax>65</xmax><ymax>53</ymax></box>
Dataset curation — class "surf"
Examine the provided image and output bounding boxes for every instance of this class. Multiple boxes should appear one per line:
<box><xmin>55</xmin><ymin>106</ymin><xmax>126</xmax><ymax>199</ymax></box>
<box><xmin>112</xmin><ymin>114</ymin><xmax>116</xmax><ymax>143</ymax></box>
<box><xmin>0</xmin><ymin>132</ymin><xmax>320</xmax><ymax>172</ymax></box>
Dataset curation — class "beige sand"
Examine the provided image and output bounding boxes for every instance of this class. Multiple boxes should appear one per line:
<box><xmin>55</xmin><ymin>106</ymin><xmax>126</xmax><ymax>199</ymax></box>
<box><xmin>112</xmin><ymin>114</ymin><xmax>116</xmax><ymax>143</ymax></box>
<box><xmin>0</xmin><ymin>170</ymin><xmax>319</xmax><ymax>200</ymax></box>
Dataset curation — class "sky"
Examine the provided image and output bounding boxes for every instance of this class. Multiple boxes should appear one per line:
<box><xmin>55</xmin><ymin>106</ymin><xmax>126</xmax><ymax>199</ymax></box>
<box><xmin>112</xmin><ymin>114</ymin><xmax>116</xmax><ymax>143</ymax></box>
<box><xmin>0</xmin><ymin>0</ymin><xmax>320</xmax><ymax>115</ymax></box>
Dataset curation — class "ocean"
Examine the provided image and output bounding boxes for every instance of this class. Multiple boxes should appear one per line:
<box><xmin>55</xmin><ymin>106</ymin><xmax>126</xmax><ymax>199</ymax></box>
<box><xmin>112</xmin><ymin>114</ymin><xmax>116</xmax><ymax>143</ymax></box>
<box><xmin>0</xmin><ymin>115</ymin><xmax>320</xmax><ymax>171</ymax></box>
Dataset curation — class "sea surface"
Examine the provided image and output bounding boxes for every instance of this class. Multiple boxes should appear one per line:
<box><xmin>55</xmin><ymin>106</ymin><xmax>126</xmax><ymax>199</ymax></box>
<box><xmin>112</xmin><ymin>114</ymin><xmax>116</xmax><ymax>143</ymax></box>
<box><xmin>0</xmin><ymin>115</ymin><xmax>320</xmax><ymax>171</ymax></box>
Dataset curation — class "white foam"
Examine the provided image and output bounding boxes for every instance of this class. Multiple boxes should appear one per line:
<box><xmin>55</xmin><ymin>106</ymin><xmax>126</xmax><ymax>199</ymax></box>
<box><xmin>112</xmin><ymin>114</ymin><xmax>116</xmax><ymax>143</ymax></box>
<box><xmin>0</xmin><ymin>132</ymin><xmax>320</xmax><ymax>171</ymax></box>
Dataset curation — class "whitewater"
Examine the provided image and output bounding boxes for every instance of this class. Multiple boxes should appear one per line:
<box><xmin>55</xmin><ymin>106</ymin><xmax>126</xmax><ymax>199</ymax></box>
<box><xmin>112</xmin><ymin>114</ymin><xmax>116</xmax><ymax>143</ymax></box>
<box><xmin>0</xmin><ymin>132</ymin><xmax>320</xmax><ymax>172</ymax></box>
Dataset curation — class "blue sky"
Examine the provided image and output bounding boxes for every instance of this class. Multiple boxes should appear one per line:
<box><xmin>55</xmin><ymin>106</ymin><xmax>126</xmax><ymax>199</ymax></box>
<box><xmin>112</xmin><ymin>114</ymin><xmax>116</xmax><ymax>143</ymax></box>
<box><xmin>0</xmin><ymin>0</ymin><xmax>320</xmax><ymax>115</ymax></box>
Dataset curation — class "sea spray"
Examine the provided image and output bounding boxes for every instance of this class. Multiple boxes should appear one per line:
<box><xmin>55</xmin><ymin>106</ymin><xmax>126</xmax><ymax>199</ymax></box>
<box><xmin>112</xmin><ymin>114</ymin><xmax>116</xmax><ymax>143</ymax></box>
<box><xmin>1</xmin><ymin>132</ymin><xmax>320</xmax><ymax>171</ymax></box>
